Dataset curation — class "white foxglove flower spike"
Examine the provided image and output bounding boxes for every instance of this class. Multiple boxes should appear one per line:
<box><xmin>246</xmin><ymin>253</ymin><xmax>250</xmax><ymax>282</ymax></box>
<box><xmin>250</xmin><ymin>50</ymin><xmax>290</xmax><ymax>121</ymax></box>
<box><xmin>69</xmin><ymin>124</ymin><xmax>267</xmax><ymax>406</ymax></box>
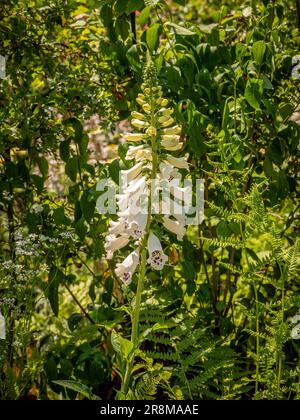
<box><xmin>147</xmin><ymin>233</ymin><xmax>168</xmax><ymax>270</ymax></box>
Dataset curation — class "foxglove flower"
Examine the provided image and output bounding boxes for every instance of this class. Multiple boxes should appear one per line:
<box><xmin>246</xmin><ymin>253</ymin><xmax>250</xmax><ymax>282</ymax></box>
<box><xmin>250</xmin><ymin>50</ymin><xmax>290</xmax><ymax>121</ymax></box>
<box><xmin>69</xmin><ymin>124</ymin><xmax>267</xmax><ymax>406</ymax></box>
<box><xmin>162</xmin><ymin>216</ymin><xmax>186</xmax><ymax>241</ymax></box>
<box><xmin>105</xmin><ymin>235</ymin><xmax>130</xmax><ymax>260</ymax></box>
<box><xmin>147</xmin><ymin>233</ymin><xmax>168</xmax><ymax>270</ymax></box>
<box><xmin>115</xmin><ymin>250</ymin><xmax>140</xmax><ymax>285</ymax></box>
<box><xmin>105</xmin><ymin>60</ymin><xmax>190</xmax><ymax>283</ymax></box>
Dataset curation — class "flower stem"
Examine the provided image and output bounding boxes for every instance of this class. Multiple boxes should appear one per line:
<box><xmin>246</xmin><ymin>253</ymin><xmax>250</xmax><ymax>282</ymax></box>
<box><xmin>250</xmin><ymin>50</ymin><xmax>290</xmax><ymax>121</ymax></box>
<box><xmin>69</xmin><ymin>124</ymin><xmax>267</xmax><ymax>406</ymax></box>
<box><xmin>121</xmin><ymin>92</ymin><xmax>158</xmax><ymax>396</ymax></box>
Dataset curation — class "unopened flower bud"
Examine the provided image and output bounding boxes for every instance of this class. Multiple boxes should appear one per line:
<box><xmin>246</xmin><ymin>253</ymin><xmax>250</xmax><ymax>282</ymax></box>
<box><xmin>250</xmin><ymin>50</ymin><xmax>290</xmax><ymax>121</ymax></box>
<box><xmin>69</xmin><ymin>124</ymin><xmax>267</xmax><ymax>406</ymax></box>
<box><xmin>162</xmin><ymin>125</ymin><xmax>181</xmax><ymax>135</ymax></box>
<box><xmin>146</xmin><ymin>126</ymin><xmax>157</xmax><ymax>136</ymax></box>
<box><xmin>142</xmin><ymin>103</ymin><xmax>152</xmax><ymax>113</ymax></box>
<box><xmin>131</xmin><ymin>111</ymin><xmax>145</xmax><ymax>120</ymax></box>
<box><xmin>159</xmin><ymin>108</ymin><xmax>174</xmax><ymax>116</ymax></box>
<box><xmin>132</xmin><ymin>119</ymin><xmax>149</xmax><ymax>129</ymax></box>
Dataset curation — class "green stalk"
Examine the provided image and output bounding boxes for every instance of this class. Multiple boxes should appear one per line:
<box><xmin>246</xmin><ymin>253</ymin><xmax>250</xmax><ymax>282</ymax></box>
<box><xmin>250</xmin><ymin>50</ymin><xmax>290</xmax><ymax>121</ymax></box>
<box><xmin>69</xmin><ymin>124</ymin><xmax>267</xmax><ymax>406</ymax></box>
<box><xmin>254</xmin><ymin>285</ymin><xmax>260</xmax><ymax>395</ymax></box>
<box><xmin>121</xmin><ymin>93</ymin><xmax>158</xmax><ymax>396</ymax></box>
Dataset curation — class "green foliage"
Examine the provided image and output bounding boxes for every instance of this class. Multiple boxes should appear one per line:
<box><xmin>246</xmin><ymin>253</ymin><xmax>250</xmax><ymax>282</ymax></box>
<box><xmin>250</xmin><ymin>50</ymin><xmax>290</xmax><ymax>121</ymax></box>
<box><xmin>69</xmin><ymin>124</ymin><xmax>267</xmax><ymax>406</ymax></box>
<box><xmin>0</xmin><ymin>0</ymin><xmax>299</xmax><ymax>401</ymax></box>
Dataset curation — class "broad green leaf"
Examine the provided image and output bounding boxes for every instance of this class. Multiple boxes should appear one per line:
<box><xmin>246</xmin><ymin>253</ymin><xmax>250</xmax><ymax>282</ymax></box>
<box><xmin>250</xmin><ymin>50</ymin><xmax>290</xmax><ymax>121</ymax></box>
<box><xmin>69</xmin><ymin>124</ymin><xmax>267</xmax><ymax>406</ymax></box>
<box><xmin>245</xmin><ymin>80</ymin><xmax>262</xmax><ymax>110</ymax></box>
<box><xmin>146</xmin><ymin>23</ymin><xmax>162</xmax><ymax>51</ymax></box>
<box><xmin>252</xmin><ymin>40</ymin><xmax>266</xmax><ymax>65</ymax></box>
<box><xmin>111</xmin><ymin>331</ymin><xmax>133</xmax><ymax>359</ymax></box>
<box><xmin>137</xmin><ymin>6</ymin><xmax>151</xmax><ymax>26</ymax></box>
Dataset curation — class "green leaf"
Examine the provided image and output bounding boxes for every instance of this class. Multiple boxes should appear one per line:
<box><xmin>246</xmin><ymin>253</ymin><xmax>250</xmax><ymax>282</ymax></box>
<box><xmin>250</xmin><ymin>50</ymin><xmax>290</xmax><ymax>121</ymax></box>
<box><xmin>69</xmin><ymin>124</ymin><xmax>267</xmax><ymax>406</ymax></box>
<box><xmin>245</xmin><ymin>80</ymin><xmax>262</xmax><ymax>110</ymax></box>
<box><xmin>216</xmin><ymin>221</ymin><xmax>230</xmax><ymax>238</ymax></box>
<box><xmin>75</xmin><ymin>217</ymin><xmax>88</xmax><ymax>241</ymax></box>
<box><xmin>59</xmin><ymin>140</ymin><xmax>70</xmax><ymax>162</ymax></box>
<box><xmin>65</xmin><ymin>157</ymin><xmax>78</xmax><ymax>182</ymax></box>
<box><xmin>222</xmin><ymin>97</ymin><xmax>230</xmax><ymax>130</ymax></box>
<box><xmin>53</xmin><ymin>207</ymin><xmax>69</xmax><ymax>226</ymax></box>
<box><xmin>52</xmin><ymin>380</ymin><xmax>98</xmax><ymax>400</ymax></box>
<box><xmin>111</xmin><ymin>331</ymin><xmax>133</xmax><ymax>359</ymax></box>
<box><xmin>252</xmin><ymin>40</ymin><xmax>266</xmax><ymax>65</ymax></box>
<box><xmin>37</xmin><ymin>156</ymin><xmax>48</xmax><ymax>179</ymax></box>
<box><xmin>109</xmin><ymin>159</ymin><xmax>120</xmax><ymax>184</ymax></box>
<box><xmin>48</xmin><ymin>267</ymin><xmax>64</xmax><ymax>316</ymax></box>
<box><xmin>165</xmin><ymin>22</ymin><xmax>195</xmax><ymax>36</ymax></box>
<box><xmin>126</xmin><ymin>0</ymin><xmax>144</xmax><ymax>14</ymax></box>
<box><xmin>80</xmin><ymin>191</ymin><xmax>95</xmax><ymax>222</ymax></box>
<box><xmin>137</xmin><ymin>6</ymin><xmax>151</xmax><ymax>26</ymax></box>
<box><xmin>198</xmin><ymin>23</ymin><xmax>218</xmax><ymax>34</ymax></box>
<box><xmin>63</xmin><ymin>117</ymin><xmax>83</xmax><ymax>143</ymax></box>
<box><xmin>146</xmin><ymin>23</ymin><xmax>162</xmax><ymax>51</ymax></box>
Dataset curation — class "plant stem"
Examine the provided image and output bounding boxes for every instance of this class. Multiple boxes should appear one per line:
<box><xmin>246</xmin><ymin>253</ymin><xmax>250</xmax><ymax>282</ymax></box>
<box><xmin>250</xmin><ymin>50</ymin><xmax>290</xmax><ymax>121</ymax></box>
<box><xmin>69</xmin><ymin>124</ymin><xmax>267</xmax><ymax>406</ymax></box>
<box><xmin>254</xmin><ymin>285</ymin><xmax>260</xmax><ymax>395</ymax></box>
<box><xmin>121</xmin><ymin>91</ymin><xmax>158</xmax><ymax>396</ymax></box>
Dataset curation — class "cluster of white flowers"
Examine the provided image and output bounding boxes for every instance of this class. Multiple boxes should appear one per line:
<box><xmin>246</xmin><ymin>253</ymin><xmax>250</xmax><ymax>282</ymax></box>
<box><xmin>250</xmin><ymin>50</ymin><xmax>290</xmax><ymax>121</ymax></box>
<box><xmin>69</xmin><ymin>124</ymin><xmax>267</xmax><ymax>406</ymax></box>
<box><xmin>104</xmin><ymin>64</ymin><xmax>189</xmax><ymax>286</ymax></box>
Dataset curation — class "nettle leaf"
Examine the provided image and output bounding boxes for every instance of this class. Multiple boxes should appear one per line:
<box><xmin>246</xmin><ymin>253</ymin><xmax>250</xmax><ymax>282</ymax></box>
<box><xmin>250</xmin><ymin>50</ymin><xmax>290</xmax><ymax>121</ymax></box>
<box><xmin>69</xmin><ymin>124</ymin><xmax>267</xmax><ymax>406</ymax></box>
<box><xmin>252</xmin><ymin>40</ymin><xmax>266</xmax><ymax>65</ymax></box>
<box><xmin>146</xmin><ymin>23</ymin><xmax>162</xmax><ymax>51</ymax></box>
<box><xmin>111</xmin><ymin>331</ymin><xmax>133</xmax><ymax>359</ymax></box>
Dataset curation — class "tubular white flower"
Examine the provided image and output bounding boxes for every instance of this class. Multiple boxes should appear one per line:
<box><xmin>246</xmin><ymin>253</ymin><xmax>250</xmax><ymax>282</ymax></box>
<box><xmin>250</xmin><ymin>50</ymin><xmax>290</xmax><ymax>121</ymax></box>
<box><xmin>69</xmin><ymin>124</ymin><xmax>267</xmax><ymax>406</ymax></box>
<box><xmin>115</xmin><ymin>250</ymin><xmax>140</xmax><ymax>285</ymax></box>
<box><xmin>131</xmin><ymin>111</ymin><xmax>145</xmax><ymax>120</ymax></box>
<box><xmin>162</xmin><ymin>125</ymin><xmax>181</xmax><ymax>135</ymax></box>
<box><xmin>127</xmin><ymin>213</ymin><xmax>148</xmax><ymax>239</ymax></box>
<box><xmin>124</xmin><ymin>133</ymin><xmax>146</xmax><ymax>142</ymax></box>
<box><xmin>120</xmin><ymin>162</ymin><xmax>144</xmax><ymax>184</ymax></box>
<box><xmin>161</xmin><ymin>141</ymin><xmax>183</xmax><ymax>151</ymax></box>
<box><xmin>158</xmin><ymin>115</ymin><xmax>174</xmax><ymax>125</ymax></box>
<box><xmin>159</xmin><ymin>162</ymin><xmax>182</xmax><ymax>182</ymax></box>
<box><xmin>126</xmin><ymin>146</ymin><xmax>152</xmax><ymax>162</ymax></box>
<box><xmin>147</xmin><ymin>233</ymin><xmax>168</xmax><ymax>270</ymax></box>
<box><xmin>0</xmin><ymin>312</ymin><xmax>5</xmax><ymax>340</ymax></box>
<box><xmin>158</xmin><ymin>108</ymin><xmax>174</xmax><ymax>116</ymax></box>
<box><xmin>165</xmin><ymin>155</ymin><xmax>189</xmax><ymax>170</ymax></box>
<box><xmin>105</xmin><ymin>235</ymin><xmax>130</xmax><ymax>260</ymax></box>
<box><xmin>109</xmin><ymin>218</ymin><xmax>128</xmax><ymax>236</ymax></box>
<box><xmin>162</xmin><ymin>216</ymin><xmax>186</xmax><ymax>241</ymax></box>
<box><xmin>131</xmin><ymin>119</ymin><xmax>149</xmax><ymax>129</ymax></box>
